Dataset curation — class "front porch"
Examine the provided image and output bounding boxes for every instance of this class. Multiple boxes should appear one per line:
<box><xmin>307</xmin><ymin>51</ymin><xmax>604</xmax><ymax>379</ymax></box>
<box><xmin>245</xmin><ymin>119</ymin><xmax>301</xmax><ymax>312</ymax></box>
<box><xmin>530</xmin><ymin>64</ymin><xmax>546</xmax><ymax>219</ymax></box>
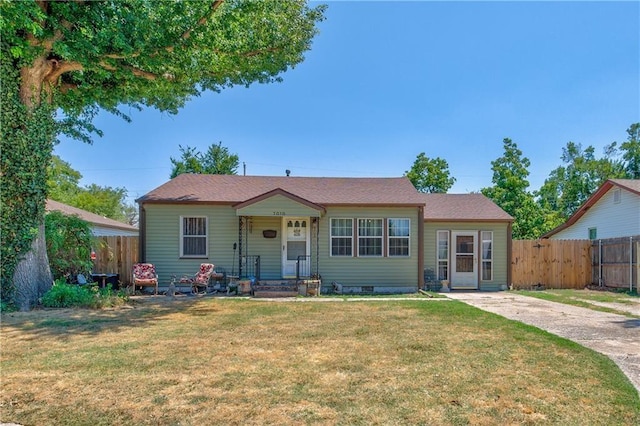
<box><xmin>236</xmin><ymin>254</ymin><xmax>322</xmax><ymax>297</ymax></box>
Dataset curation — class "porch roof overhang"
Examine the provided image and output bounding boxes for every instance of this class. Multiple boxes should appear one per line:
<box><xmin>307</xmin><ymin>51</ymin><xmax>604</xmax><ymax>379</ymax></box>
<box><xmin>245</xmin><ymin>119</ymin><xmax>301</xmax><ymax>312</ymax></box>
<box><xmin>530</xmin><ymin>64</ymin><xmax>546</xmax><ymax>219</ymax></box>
<box><xmin>233</xmin><ymin>188</ymin><xmax>326</xmax><ymax>217</ymax></box>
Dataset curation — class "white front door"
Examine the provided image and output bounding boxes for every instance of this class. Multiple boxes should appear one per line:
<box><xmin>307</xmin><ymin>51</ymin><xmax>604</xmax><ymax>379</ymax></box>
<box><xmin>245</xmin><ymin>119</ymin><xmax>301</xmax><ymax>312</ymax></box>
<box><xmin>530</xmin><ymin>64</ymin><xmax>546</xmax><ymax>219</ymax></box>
<box><xmin>282</xmin><ymin>217</ymin><xmax>310</xmax><ymax>278</ymax></box>
<box><xmin>451</xmin><ymin>231</ymin><xmax>478</xmax><ymax>289</ymax></box>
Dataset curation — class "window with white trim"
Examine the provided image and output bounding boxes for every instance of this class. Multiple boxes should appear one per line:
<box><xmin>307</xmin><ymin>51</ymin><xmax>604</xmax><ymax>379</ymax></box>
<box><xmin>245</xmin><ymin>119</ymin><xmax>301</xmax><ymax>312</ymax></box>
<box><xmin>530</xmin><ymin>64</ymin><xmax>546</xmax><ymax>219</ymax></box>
<box><xmin>330</xmin><ymin>218</ymin><xmax>353</xmax><ymax>256</ymax></box>
<box><xmin>437</xmin><ymin>230</ymin><xmax>449</xmax><ymax>281</ymax></box>
<box><xmin>613</xmin><ymin>188</ymin><xmax>621</xmax><ymax>204</ymax></box>
<box><xmin>388</xmin><ymin>218</ymin><xmax>410</xmax><ymax>257</ymax></box>
<box><xmin>180</xmin><ymin>216</ymin><xmax>208</xmax><ymax>257</ymax></box>
<box><xmin>358</xmin><ymin>218</ymin><xmax>383</xmax><ymax>256</ymax></box>
<box><xmin>481</xmin><ymin>231</ymin><xmax>493</xmax><ymax>281</ymax></box>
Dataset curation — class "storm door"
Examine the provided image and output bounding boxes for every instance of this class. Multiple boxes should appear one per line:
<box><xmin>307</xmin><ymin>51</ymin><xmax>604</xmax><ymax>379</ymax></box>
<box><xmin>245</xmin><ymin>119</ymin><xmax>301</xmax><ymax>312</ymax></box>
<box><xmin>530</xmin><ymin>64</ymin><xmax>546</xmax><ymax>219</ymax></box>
<box><xmin>282</xmin><ymin>217</ymin><xmax>310</xmax><ymax>278</ymax></box>
<box><xmin>451</xmin><ymin>231</ymin><xmax>478</xmax><ymax>289</ymax></box>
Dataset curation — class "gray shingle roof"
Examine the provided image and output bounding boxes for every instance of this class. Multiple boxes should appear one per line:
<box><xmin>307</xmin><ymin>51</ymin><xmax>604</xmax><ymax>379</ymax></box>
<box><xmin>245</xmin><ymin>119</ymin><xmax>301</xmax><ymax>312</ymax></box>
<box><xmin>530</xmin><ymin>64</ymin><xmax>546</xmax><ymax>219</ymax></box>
<box><xmin>422</xmin><ymin>193</ymin><xmax>513</xmax><ymax>221</ymax></box>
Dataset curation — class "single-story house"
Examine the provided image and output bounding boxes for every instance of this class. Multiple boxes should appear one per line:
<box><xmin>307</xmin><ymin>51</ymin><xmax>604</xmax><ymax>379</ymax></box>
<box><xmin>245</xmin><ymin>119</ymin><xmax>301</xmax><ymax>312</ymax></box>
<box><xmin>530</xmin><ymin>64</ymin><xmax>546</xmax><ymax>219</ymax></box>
<box><xmin>136</xmin><ymin>174</ymin><xmax>512</xmax><ymax>293</ymax></box>
<box><xmin>542</xmin><ymin>179</ymin><xmax>640</xmax><ymax>240</ymax></box>
<box><xmin>46</xmin><ymin>199</ymin><xmax>139</xmax><ymax>237</ymax></box>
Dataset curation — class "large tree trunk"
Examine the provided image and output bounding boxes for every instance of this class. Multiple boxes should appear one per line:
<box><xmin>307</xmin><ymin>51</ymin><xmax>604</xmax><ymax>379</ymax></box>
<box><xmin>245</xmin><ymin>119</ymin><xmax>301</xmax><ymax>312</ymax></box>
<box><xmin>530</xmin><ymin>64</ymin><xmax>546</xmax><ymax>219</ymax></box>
<box><xmin>8</xmin><ymin>54</ymin><xmax>56</xmax><ymax>310</ymax></box>
<box><xmin>13</xmin><ymin>223</ymin><xmax>53</xmax><ymax>311</ymax></box>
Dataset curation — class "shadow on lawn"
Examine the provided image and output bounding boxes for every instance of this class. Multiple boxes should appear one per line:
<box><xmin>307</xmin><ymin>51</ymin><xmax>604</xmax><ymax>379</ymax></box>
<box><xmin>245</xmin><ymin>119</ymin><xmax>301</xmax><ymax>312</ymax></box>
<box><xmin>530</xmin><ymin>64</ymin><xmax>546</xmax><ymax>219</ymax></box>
<box><xmin>614</xmin><ymin>318</ymin><xmax>640</xmax><ymax>329</ymax></box>
<box><xmin>0</xmin><ymin>294</ymin><xmax>217</xmax><ymax>339</ymax></box>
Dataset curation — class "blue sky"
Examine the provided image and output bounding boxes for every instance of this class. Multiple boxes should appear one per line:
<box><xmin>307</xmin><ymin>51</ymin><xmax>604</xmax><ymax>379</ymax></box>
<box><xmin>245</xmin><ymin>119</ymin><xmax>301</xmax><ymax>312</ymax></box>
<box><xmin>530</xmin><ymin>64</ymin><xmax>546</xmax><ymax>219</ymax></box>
<box><xmin>54</xmin><ymin>1</ymin><xmax>640</xmax><ymax>205</ymax></box>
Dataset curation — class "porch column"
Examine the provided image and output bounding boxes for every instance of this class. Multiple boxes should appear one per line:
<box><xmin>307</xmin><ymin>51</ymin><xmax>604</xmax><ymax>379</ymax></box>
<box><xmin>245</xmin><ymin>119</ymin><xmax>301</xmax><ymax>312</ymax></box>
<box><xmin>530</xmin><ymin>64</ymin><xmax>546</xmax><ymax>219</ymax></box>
<box><xmin>238</xmin><ymin>216</ymin><xmax>243</xmax><ymax>278</ymax></box>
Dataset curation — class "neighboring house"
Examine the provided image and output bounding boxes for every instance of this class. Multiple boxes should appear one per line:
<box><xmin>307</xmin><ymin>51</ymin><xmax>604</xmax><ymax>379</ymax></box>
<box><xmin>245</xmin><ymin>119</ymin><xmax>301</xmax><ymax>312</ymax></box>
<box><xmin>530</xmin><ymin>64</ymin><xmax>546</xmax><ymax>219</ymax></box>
<box><xmin>136</xmin><ymin>174</ymin><xmax>512</xmax><ymax>293</ymax></box>
<box><xmin>46</xmin><ymin>199</ymin><xmax>138</xmax><ymax>237</ymax></box>
<box><xmin>542</xmin><ymin>179</ymin><xmax>640</xmax><ymax>240</ymax></box>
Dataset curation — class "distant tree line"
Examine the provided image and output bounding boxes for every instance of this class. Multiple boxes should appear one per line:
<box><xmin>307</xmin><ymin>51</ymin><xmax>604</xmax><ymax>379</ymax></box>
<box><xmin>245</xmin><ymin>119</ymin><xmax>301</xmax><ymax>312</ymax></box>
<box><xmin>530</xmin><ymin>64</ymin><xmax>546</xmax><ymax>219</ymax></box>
<box><xmin>50</xmin><ymin>123</ymin><xmax>638</xmax><ymax>242</ymax></box>
<box><xmin>404</xmin><ymin>123</ymin><xmax>639</xmax><ymax>239</ymax></box>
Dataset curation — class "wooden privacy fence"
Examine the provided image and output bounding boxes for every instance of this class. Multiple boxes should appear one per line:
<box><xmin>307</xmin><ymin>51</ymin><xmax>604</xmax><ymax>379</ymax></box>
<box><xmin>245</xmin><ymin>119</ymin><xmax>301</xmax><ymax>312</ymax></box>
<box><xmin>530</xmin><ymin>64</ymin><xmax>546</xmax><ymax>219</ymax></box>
<box><xmin>92</xmin><ymin>236</ymin><xmax>139</xmax><ymax>285</ymax></box>
<box><xmin>511</xmin><ymin>239</ymin><xmax>592</xmax><ymax>289</ymax></box>
<box><xmin>592</xmin><ymin>236</ymin><xmax>639</xmax><ymax>291</ymax></box>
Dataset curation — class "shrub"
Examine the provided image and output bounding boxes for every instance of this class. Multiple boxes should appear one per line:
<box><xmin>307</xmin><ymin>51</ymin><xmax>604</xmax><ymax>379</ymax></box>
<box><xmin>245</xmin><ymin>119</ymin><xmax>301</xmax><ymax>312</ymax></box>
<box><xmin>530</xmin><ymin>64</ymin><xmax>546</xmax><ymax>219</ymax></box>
<box><xmin>41</xmin><ymin>279</ymin><xmax>128</xmax><ymax>309</ymax></box>
<box><xmin>45</xmin><ymin>211</ymin><xmax>95</xmax><ymax>281</ymax></box>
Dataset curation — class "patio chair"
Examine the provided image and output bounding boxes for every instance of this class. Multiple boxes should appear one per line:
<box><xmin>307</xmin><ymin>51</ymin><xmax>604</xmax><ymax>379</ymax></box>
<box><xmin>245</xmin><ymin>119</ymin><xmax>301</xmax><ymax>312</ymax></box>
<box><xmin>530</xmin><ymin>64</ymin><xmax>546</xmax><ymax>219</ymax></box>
<box><xmin>179</xmin><ymin>263</ymin><xmax>215</xmax><ymax>295</ymax></box>
<box><xmin>132</xmin><ymin>263</ymin><xmax>159</xmax><ymax>295</ymax></box>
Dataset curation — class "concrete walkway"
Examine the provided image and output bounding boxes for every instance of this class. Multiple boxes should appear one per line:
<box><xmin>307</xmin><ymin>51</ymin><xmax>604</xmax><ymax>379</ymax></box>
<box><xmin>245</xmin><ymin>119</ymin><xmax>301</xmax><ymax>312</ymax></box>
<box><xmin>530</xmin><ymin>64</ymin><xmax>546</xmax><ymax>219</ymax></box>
<box><xmin>445</xmin><ymin>291</ymin><xmax>640</xmax><ymax>395</ymax></box>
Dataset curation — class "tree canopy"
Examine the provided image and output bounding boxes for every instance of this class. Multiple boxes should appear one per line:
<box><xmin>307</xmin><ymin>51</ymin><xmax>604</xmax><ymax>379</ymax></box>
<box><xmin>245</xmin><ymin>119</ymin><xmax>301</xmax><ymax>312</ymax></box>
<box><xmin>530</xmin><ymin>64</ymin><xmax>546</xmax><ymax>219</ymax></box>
<box><xmin>170</xmin><ymin>142</ymin><xmax>239</xmax><ymax>178</ymax></box>
<box><xmin>47</xmin><ymin>155</ymin><xmax>137</xmax><ymax>224</ymax></box>
<box><xmin>481</xmin><ymin>138</ymin><xmax>554</xmax><ymax>239</ymax></box>
<box><xmin>536</xmin><ymin>140</ymin><xmax>628</xmax><ymax>220</ymax></box>
<box><xmin>1</xmin><ymin>0</ymin><xmax>326</xmax><ymax>309</ymax></box>
<box><xmin>404</xmin><ymin>153</ymin><xmax>456</xmax><ymax>193</ymax></box>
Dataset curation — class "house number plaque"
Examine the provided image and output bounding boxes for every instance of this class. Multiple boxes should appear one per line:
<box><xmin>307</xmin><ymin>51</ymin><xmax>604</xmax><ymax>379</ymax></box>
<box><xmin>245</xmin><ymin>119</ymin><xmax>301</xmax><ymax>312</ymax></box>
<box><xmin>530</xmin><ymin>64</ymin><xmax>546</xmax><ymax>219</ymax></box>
<box><xmin>273</xmin><ymin>211</ymin><xmax>286</xmax><ymax>216</ymax></box>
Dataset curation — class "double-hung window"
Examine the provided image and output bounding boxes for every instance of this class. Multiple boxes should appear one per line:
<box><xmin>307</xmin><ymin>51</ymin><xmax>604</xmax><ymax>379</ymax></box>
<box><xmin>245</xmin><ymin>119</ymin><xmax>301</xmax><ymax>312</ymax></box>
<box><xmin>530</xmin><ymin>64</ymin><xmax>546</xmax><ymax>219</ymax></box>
<box><xmin>358</xmin><ymin>218</ymin><xmax>383</xmax><ymax>256</ymax></box>
<box><xmin>330</xmin><ymin>218</ymin><xmax>353</xmax><ymax>256</ymax></box>
<box><xmin>437</xmin><ymin>230</ymin><xmax>449</xmax><ymax>281</ymax></box>
<box><xmin>481</xmin><ymin>231</ymin><xmax>493</xmax><ymax>281</ymax></box>
<box><xmin>180</xmin><ymin>216</ymin><xmax>208</xmax><ymax>257</ymax></box>
<box><xmin>388</xmin><ymin>218</ymin><xmax>410</xmax><ymax>257</ymax></box>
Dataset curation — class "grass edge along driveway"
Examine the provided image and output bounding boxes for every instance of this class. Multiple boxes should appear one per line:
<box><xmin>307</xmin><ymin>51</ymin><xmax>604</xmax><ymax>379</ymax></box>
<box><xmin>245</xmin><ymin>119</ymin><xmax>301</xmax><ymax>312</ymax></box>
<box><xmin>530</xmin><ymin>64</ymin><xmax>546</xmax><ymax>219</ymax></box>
<box><xmin>1</xmin><ymin>298</ymin><xmax>639</xmax><ymax>425</ymax></box>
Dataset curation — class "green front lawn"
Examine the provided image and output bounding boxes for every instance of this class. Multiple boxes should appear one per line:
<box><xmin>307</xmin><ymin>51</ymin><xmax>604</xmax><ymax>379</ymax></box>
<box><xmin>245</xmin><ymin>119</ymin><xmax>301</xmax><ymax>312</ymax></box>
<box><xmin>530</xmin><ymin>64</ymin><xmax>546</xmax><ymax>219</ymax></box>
<box><xmin>1</xmin><ymin>298</ymin><xmax>638</xmax><ymax>425</ymax></box>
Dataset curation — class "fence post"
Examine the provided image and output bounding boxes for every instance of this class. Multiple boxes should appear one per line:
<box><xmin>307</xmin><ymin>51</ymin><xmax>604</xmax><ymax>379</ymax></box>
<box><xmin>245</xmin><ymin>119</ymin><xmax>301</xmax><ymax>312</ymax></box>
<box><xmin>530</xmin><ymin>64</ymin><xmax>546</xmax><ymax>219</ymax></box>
<box><xmin>598</xmin><ymin>239</ymin><xmax>603</xmax><ymax>287</ymax></box>
<box><xmin>631</xmin><ymin>237</ymin><xmax>634</xmax><ymax>293</ymax></box>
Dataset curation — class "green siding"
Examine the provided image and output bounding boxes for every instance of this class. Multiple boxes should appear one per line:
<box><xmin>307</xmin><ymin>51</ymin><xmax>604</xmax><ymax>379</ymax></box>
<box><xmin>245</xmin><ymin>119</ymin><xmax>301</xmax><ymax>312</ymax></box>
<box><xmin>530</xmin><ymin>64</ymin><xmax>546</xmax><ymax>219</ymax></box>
<box><xmin>423</xmin><ymin>222</ymin><xmax>509</xmax><ymax>291</ymax></box>
<box><xmin>317</xmin><ymin>206</ymin><xmax>421</xmax><ymax>290</ymax></box>
<box><xmin>146</xmin><ymin>203</ymin><xmax>511</xmax><ymax>292</ymax></box>
<box><xmin>144</xmin><ymin>204</ymin><xmax>239</xmax><ymax>286</ymax></box>
<box><xmin>244</xmin><ymin>216</ymin><xmax>282</xmax><ymax>280</ymax></box>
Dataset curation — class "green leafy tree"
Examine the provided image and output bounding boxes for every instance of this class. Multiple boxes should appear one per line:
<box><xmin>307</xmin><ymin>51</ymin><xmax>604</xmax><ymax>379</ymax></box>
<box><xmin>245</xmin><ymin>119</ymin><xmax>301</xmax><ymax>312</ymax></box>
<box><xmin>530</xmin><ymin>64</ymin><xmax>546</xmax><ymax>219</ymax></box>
<box><xmin>1</xmin><ymin>0</ymin><xmax>325</xmax><ymax>310</ymax></box>
<box><xmin>481</xmin><ymin>138</ymin><xmax>553</xmax><ymax>239</ymax></box>
<box><xmin>537</xmin><ymin>141</ymin><xmax>626</xmax><ymax>220</ymax></box>
<box><xmin>404</xmin><ymin>153</ymin><xmax>456</xmax><ymax>193</ymax></box>
<box><xmin>620</xmin><ymin>123</ymin><xmax>640</xmax><ymax>179</ymax></box>
<box><xmin>45</xmin><ymin>211</ymin><xmax>95</xmax><ymax>282</ymax></box>
<box><xmin>170</xmin><ymin>142</ymin><xmax>239</xmax><ymax>178</ymax></box>
<box><xmin>47</xmin><ymin>155</ymin><xmax>137</xmax><ymax>224</ymax></box>
<box><xmin>47</xmin><ymin>155</ymin><xmax>82</xmax><ymax>204</ymax></box>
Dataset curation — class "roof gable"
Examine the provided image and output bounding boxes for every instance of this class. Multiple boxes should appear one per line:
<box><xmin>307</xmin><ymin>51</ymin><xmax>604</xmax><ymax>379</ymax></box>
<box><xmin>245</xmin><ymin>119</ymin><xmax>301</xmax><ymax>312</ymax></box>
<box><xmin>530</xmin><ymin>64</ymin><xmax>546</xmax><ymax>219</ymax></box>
<box><xmin>233</xmin><ymin>188</ymin><xmax>326</xmax><ymax>217</ymax></box>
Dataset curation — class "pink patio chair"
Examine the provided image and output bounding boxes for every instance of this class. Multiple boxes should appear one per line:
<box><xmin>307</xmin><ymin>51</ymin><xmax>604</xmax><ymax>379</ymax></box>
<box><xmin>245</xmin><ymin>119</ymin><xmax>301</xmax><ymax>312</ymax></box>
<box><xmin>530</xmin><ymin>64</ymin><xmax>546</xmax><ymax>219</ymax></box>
<box><xmin>180</xmin><ymin>263</ymin><xmax>215</xmax><ymax>295</ymax></box>
<box><xmin>132</xmin><ymin>263</ymin><xmax>159</xmax><ymax>295</ymax></box>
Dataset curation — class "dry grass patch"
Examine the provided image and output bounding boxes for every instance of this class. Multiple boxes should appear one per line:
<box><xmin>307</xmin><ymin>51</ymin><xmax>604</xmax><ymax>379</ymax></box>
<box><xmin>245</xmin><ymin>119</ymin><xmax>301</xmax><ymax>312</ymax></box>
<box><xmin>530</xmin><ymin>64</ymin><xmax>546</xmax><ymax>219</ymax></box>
<box><xmin>517</xmin><ymin>289</ymin><xmax>640</xmax><ymax>318</ymax></box>
<box><xmin>1</xmin><ymin>297</ymin><xmax>639</xmax><ymax>425</ymax></box>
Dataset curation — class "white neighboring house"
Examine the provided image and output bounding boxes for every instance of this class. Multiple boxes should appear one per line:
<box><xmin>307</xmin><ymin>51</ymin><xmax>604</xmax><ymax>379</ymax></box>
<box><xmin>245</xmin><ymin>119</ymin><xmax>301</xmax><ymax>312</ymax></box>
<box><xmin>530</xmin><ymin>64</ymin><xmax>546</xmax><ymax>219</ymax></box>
<box><xmin>542</xmin><ymin>179</ymin><xmax>640</xmax><ymax>240</ymax></box>
<box><xmin>46</xmin><ymin>199</ymin><xmax>138</xmax><ymax>237</ymax></box>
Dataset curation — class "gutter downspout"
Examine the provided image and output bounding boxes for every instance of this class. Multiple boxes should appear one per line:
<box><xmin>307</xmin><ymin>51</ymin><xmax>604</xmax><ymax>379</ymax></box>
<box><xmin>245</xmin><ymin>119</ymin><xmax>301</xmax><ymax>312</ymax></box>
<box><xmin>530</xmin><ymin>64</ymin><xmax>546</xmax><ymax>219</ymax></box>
<box><xmin>506</xmin><ymin>222</ymin><xmax>513</xmax><ymax>290</ymax></box>
<box><xmin>630</xmin><ymin>236</ymin><xmax>634</xmax><ymax>293</ymax></box>
<box><xmin>138</xmin><ymin>204</ymin><xmax>146</xmax><ymax>262</ymax></box>
<box><xmin>418</xmin><ymin>206</ymin><xmax>425</xmax><ymax>291</ymax></box>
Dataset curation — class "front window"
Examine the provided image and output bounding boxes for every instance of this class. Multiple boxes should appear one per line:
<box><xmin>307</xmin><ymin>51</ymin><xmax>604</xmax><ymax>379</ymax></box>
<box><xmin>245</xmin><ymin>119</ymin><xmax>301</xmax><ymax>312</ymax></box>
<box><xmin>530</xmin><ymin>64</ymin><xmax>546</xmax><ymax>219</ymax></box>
<box><xmin>330</xmin><ymin>218</ymin><xmax>353</xmax><ymax>256</ymax></box>
<box><xmin>388</xmin><ymin>218</ymin><xmax>410</xmax><ymax>257</ymax></box>
<box><xmin>481</xmin><ymin>231</ymin><xmax>493</xmax><ymax>281</ymax></box>
<box><xmin>180</xmin><ymin>216</ymin><xmax>208</xmax><ymax>257</ymax></box>
<box><xmin>437</xmin><ymin>231</ymin><xmax>449</xmax><ymax>280</ymax></box>
<box><xmin>358</xmin><ymin>218</ymin><xmax>383</xmax><ymax>256</ymax></box>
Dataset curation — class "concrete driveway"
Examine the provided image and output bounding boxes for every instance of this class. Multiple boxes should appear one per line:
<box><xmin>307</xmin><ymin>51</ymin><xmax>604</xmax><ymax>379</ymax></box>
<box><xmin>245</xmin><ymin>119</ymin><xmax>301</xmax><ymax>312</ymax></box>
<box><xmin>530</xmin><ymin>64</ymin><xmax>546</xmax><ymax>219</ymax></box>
<box><xmin>445</xmin><ymin>291</ymin><xmax>640</xmax><ymax>396</ymax></box>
